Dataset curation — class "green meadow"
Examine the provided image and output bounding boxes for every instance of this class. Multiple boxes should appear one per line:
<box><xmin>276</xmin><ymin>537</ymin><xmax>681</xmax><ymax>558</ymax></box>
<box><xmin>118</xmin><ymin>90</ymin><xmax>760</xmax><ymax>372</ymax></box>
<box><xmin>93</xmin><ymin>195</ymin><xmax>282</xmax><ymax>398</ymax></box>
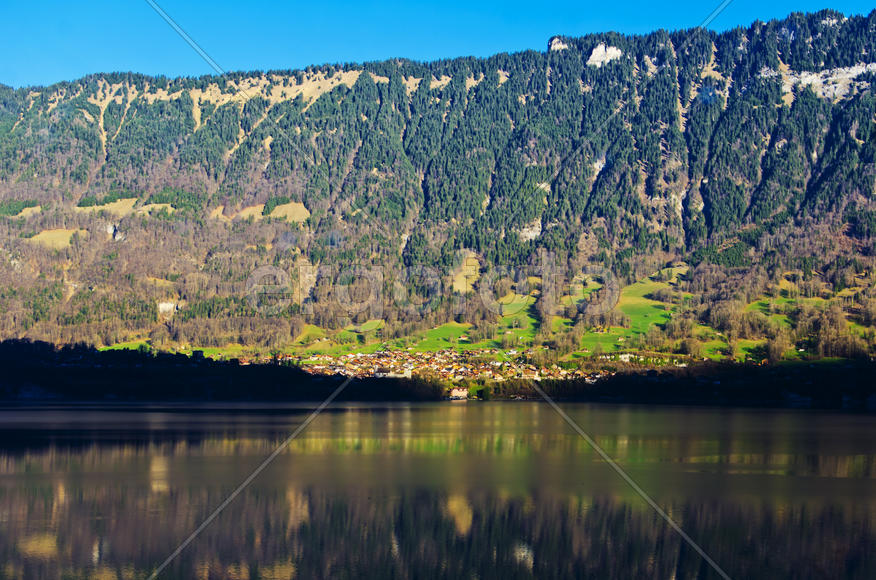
<box><xmin>100</xmin><ymin>264</ymin><xmax>873</xmax><ymax>367</ymax></box>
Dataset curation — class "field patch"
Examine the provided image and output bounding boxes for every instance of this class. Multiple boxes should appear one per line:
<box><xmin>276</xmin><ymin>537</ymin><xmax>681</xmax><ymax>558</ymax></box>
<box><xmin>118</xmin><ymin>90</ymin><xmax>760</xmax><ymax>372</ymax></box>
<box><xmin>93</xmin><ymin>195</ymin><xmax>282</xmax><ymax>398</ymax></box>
<box><xmin>579</xmin><ymin>328</ymin><xmax>630</xmax><ymax>353</ymax></box>
<box><xmin>499</xmin><ymin>296</ymin><xmax>538</xmax><ymax>343</ymax></box>
<box><xmin>744</xmin><ymin>299</ymin><xmax>795</xmax><ymax>330</ymax></box>
<box><xmin>269</xmin><ymin>201</ymin><xmax>310</xmax><ymax>223</ymax></box>
<box><xmin>551</xmin><ymin>316</ymin><xmax>572</xmax><ymax>332</ymax></box>
<box><xmin>14</xmin><ymin>205</ymin><xmax>41</xmax><ymax>218</ymax></box>
<box><xmin>616</xmin><ymin>277</ymin><xmax>673</xmax><ymax>334</ymax></box>
<box><xmin>28</xmin><ymin>228</ymin><xmax>88</xmax><ymax>249</ymax></box>
<box><xmin>560</xmin><ymin>276</ymin><xmax>602</xmax><ymax>306</ymax></box>
<box><xmin>415</xmin><ymin>322</ymin><xmax>472</xmax><ymax>351</ymax></box>
<box><xmin>451</xmin><ymin>250</ymin><xmax>480</xmax><ymax>293</ymax></box>
<box><xmin>75</xmin><ymin>197</ymin><xmax>138</xmax><ymax>217</ymax></box>
<box><xmin>235</xmin><ymin>205</ymin><xmax>265</xmax><ymax>221</ymax></box>
<box><xmin>498</xmin><ymin>292</ymin><xmax>532</xmax><ymax>316</ymax></box>
<box><xmin>191</xmin><ymin>343</ymin><xmax>249</xmax><ymax>360</ymax></box>
<box><xmin>138</xmin><ymin>203</ymin><xmax>175</xmax><ymax>215</ymax></box>
<box><xmin>209</xmin><ymin>205</ymin><xmax>266</xmax><ymax>222</ymax></box>
<box><xmin>209</xmin><ymin>206</ymin><xmax>232</xmax><ymax>222</ymax></box>
<box><xmin>294</xmin><ymin>324</ymin><xmax>327</xmax><ymax>345</ymax></box>
<box><xmin>0</xmin><ymin>200</ymin><xmax>43</xmax><ymax>219</ymax></box>
<box><xmin>146</xmin><ymin>276</ymin><xmax>175</xmax><ymax>288</ymax></box>
<box><xmin>0</xmin><ymin>199</ymin><xmax>40</xmax><ymax>217</ymax></box>
<box><xmin>99</xmin><ymin>339</ymin><xmax>150</xmax><ymax>352</ymax></box>
<box><xmin>354</xmin><ymin>319</ymin><xmax>385</xmax><ymax>333</ymax></box>
<box><xmin>465</xmin><ymin>74</ymin><xmax>484</xmax><ymax>90</ymax></box>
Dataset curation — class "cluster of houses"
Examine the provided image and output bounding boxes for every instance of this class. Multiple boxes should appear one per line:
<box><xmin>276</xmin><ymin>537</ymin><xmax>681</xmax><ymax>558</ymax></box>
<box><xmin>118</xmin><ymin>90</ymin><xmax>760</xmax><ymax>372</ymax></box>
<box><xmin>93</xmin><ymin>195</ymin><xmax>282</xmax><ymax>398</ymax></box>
<box><xmin>293</xmin><ymin>349</ymin><xmax>609</xmax><ymax>383</ymax></box>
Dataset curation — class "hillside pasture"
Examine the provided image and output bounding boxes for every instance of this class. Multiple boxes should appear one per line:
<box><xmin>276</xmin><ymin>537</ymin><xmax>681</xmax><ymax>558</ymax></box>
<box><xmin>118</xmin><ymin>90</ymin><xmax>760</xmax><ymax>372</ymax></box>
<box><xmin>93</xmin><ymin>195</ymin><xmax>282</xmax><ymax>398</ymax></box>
<box><xmin>74</xmin><ymin>198</ymin><xmax>138</xmax><ymax>217</ymax></box>
<box><xmin>269</xmin><ymin>201</ymin><xmax>310</xmax><ymax>223</ymax></box>
<box><xmin>28</xmin><ymin>228</ymin><xmax>88</xmax><ymax>250</ymax></box>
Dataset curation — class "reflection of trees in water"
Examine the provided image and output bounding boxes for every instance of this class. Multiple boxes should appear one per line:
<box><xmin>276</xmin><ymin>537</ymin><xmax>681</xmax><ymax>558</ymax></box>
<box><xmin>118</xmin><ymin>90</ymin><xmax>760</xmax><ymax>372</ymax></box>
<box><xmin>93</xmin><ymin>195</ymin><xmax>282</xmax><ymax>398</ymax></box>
<box><xmin>1</xmin><ymin>485</ymin><xmax>874</xmax><ymax>579</ymax></box>
<box><xmin>3</xmin><ymin>437</ymin><xmax>876</xmax><ymax>479</ymax></box>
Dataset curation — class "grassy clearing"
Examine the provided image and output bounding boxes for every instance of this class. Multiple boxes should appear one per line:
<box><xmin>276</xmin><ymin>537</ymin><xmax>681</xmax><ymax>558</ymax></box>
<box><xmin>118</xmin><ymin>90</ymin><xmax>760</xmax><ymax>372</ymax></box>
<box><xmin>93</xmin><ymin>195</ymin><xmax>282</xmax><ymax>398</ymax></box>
<box><xmin>700</xmin><ymin>339</ymin><xmax>728</xmax><ymax>359</ymax></box>
<box><xmin>208</xmin><ymin>204</ymin><xmax>268</xmax><ymax>223</ymax></box>
<box><xmin>0</xmin><ymin>199</ymin><xmax>40</xmax><ymax>217</ymax></box>
<box><xmin>146</xmin><ymin>276</ymin><xmax>175</xmax><ymax>288</ymax></box>
<box><xmin>103</xmin><ymin>263</ymin><xmax>871</xmax><ymax>365</ymax></box>
<box><xmin>451</xmin><ymin>250</ymin><xmax>480</xmax><ymax>293</ymax></box>
<box><xmin>294</xmin><ymin>324</ymin><xmax>326</xmax><ymax>345</ymax></box>
<box><xmin>745</xmin><ymin>299</ymin><xmax>796</xmax><ymax>330</ymax></box>
<box><xmin>402</xmin><ymin>76</ymin><xmax>422</xmax><ymax>95</ymax></box>
<box><xmin>74</xmin><ymin>198</ymin><xmax>138</xmax><ymax>217</ymax></box>
<box><xmin>737</xmin><ymin>339</ymin><xmax>766</xmax><ymax>360</ymax></box>
<box><xmin>295</xmin><ymin>70</ymin><xmax>361</xmax><ymax>107</ymax></box>
<box><xmin>498</xmin><ymin>292</ymin><xmax>531</xmax><ymax>315</ymax></box>
<box><xmin>28</xmin><ymin>228</ymin><xmax>87</xmax><ymax>250</ymax></box>
<box><xmin>235</xmin><ymin>205</ymin><xmax>265</xmax><ymax>221</ymax></box>
<box><xmin>269</xmin><ymin>201</ymin><xmax>310</xmax><ymax>223</ymax></box>
<box><xmin>99</xmin><ymin>339</ymin><xmax>149</xmax><ymax>351</ymax></box>
<box><xmin>551</xmin><ymin>316</ymin><xmax>572</xmax><ymax>332</ymax></box>
<box><xmin>302</xmin><ymin>339</ymin><xmax>386</xmax><ymax>356</ymax></box>
<box><xmin>138</xmin><ymin>203</ymin><xmax>175</xmax><ymax>215</ymax></box>
<box><xmin>499</xmin><ymin>296</ymin><xmax>538</xmax><ymax>342</ymax></box>
<box><xmin>430</xmin><ymin>75</ymin><xmax>452</xmax><ymax>89</ymax></box>
<box><xmin>413</xmin><ymin>322</ymin><xmax>472</xmax><ymax>351</ymax></box>
<box><xmin>571</xmin><ymin>266</ymin><xmax>693</xmax><ymax>355</ymax></box>
<box><xmin>616</xmin><ymin>277</ymin><xmax>672</xmax><ymax>334</ymax></box>
<box><xmin>559</xmin><ymin>277</ymin><xmax>601</xmax><ymax>306</ymax></box>
<box><xmin>194</xmin><ymin>345</ymin><xmax>250</xmax><ymax>359</ymax></box>
<box><xmin>354</xmin><ymin>319</ymin><xmax>385</xmax><ymax>333</ymax></box>
<box><xmin>847</xmin><ymin>320</ymin><xmax>874</xmax><ymax>337</ymax></box>
<box><xmin>14</xmin><ymin>205</ymin><xmax>41</xmax><ymax>218</ymax></box>
<box><xmin>209</xmin><ymin>206</ymin><xmax>232</xmax><ymax>222</ymax></box>
<box><xmin>579</xmin><ymin>328</ymin><xmax>630</xmax><ymax>353</ymax></box>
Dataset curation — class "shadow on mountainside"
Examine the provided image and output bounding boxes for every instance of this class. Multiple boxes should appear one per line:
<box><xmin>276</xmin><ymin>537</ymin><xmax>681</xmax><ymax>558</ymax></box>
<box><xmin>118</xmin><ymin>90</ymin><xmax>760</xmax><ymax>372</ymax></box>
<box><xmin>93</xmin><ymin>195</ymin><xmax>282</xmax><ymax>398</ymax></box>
<box><xmin>0</xmin><ymin>339</ymin><xmax>443</xmax><ymax>402</ymax></box>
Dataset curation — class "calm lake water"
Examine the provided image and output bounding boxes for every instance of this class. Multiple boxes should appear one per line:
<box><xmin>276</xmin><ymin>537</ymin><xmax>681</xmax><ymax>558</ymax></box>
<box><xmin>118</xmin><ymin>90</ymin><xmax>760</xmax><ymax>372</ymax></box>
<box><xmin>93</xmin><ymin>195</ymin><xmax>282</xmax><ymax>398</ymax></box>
<box><xmin>0</xmin><ymin>402</ymin><xmax>874</xmax><ymax>579</ymax></box>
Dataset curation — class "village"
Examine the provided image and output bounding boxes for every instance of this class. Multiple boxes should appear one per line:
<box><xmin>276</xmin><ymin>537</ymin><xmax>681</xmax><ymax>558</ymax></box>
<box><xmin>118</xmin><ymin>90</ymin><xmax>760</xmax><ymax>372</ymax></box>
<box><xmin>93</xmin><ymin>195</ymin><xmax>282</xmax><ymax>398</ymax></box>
<box><xmin>288</xmin><ymin>348</ymin><xmax>611</xmax><ymax>385</ymax></box>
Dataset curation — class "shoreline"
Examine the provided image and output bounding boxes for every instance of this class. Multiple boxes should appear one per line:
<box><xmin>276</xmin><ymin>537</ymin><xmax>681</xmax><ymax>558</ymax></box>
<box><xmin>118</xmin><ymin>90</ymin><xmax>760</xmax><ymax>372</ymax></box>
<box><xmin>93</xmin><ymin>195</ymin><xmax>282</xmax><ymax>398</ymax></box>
<box><xmin>2</xmin><ymin>339</ymin><xmax>876</xmax><ymax>411</ymax></box>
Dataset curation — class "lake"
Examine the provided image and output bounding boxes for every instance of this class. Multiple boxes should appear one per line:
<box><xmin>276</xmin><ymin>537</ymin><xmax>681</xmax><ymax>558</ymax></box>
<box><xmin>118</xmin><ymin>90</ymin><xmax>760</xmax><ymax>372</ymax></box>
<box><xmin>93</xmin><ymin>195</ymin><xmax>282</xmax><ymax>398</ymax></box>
<box><xmin>0</xmin><ymin>402</ymin><xmax>874</xmax><ymax>579</ymax></box>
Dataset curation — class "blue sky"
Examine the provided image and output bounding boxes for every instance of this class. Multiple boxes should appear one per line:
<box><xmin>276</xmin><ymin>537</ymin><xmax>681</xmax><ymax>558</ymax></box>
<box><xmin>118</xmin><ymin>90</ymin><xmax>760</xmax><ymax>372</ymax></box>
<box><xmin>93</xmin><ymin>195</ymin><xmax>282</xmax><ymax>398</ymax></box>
<box><xmin>1</xmin><ymin>1</ymin><xmax>872</xmax><ymax>88</ymax></box>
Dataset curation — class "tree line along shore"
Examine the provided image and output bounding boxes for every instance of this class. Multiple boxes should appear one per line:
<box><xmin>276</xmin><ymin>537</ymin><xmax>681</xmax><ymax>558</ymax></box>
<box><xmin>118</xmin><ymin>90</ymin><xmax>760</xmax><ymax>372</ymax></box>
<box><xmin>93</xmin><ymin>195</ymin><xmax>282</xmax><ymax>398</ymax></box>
<box><xmin>1</xmin><ymin>339</ymin><xmax>875</xmax><ymax>410</ymax></box>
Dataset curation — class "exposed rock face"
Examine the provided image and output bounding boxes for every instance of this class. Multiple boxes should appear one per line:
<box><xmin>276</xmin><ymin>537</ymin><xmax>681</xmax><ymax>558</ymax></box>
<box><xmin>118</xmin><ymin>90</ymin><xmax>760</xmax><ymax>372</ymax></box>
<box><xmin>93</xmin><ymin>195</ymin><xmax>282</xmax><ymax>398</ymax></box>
<box><xmin>587</xmin><ymin>43</ymin><xmax>623</xmax><ymax>68</ymax></box>
<box><xmin>761</xmin><ymin>62</ymin><xmax>876</xmax><ymax>101</ymax></box>
<box><xmin>515</xmin><ymin>218</ymin><xmax>542</xmax><ymax>242</ymax></box>
<box><xmin>549</xmin><ymin>37</ymin><xmax>569</xmax><ymax>52</ymax></box>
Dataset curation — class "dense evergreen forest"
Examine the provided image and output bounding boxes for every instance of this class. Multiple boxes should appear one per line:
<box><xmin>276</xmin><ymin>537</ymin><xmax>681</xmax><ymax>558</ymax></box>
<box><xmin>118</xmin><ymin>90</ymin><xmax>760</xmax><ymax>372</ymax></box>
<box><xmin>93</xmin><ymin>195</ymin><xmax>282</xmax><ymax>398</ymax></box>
<box><xmin>1</xmin><ymin>9</ymin><xmax>876</xmax><ymax>360</ymax></box>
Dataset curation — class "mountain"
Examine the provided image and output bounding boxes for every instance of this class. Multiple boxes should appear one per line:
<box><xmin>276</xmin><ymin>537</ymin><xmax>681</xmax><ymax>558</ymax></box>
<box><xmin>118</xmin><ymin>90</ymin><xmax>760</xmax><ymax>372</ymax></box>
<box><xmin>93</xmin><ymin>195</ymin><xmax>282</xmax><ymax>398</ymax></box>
<box><xmin>1</xmin><ymin>9</ymin><xmax>875</xmax><ymax>361</ymax></box>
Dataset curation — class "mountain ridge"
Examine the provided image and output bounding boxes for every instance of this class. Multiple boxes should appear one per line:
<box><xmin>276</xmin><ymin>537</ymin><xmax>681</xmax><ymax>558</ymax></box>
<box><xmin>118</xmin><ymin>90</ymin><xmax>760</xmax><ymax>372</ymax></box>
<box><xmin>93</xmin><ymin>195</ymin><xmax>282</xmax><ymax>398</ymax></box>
<box><xmin>1</xmin><ymin>9</ymin><xmax>875</xmax><ymax>359</ymax></box>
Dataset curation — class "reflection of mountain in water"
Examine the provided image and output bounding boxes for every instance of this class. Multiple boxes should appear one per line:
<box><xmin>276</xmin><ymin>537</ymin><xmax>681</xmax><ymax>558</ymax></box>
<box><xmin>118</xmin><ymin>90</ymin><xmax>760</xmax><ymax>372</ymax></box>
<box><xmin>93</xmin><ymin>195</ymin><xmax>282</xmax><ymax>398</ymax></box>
<box><xmin>2</xmin><ymin>484</ymin><xmax>875</xmax><ymax>579</ymax></box>
<box><xmin>2</xmin><ymin>403</ymin><xmax>876</xmax><ymax>578</ymax></box>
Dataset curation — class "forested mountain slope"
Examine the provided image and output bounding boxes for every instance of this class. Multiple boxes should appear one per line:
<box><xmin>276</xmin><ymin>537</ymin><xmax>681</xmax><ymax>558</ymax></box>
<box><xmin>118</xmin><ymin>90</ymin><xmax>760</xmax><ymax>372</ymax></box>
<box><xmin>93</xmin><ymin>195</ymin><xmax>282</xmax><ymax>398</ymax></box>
<box><xmin>1</xmin><ymin>9</ymin><xmax>875</xmax><ymax>353</ymax></box>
